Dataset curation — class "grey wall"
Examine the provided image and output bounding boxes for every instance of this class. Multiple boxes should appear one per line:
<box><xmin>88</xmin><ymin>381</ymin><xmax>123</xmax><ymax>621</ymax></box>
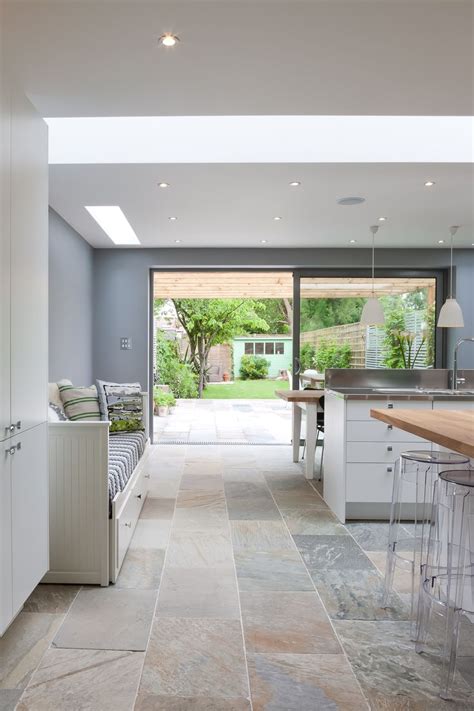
<box><xmin>93</xmin><ymin>247</ymin><xmax>474</xmax><ymax>391</ymax></box>
<box><xmin>49</xmin><ymin>208</ymin><xmax>94</xmax><ymax>384</ymax></box>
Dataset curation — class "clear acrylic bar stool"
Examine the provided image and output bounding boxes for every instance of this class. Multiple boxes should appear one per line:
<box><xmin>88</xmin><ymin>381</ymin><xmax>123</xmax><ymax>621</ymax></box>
<box><xmin>382</xmin><ymin>450</ymin><xmax>469</xmax><ymax>636</ymax></box>
<box><xmin>415</xmin><ymin>468</ymin><xmax>474</xmax><ymax>700</ymax></box>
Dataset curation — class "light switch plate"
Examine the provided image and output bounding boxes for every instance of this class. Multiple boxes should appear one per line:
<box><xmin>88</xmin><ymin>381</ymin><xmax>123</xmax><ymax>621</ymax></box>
<box><xmin>120</xmin><ymin>337</ymin><xmax>132</xmax><ymax>350</ymax></box>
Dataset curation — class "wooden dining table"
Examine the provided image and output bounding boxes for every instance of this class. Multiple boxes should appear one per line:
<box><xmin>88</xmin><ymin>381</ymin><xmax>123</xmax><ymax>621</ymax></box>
<box><xmin>370</xmin><ymin>408</ymin><xmax>474</xmax><ymax>459</ymax></box>
<box><xmin>276</xmin><ymin>389</ymin><xmax>325</xmax><ymax>479</ymax></box>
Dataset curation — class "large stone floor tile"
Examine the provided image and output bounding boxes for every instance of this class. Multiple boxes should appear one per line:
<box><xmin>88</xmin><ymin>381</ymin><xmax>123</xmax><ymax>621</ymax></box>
<box><xmin>180</xmin><ymin>474</ymin><xmax>225</xmax><ymax>492</ymax></box>
<box><xmin>226</xmin><ymin>495</ymin><xmax>281</xmax><ymax>521</ymax></box>
<box><xmin>140</xmin><ymin>497</ymin><xmax>176</xmax><ymax>519</ymax></box>
<box><xmin>129</xmin><ymin>519</ymin><xmax>172</xmax><ymax>549</ymax></box>
<box><xmin>156</xmin><ymin>568</ymin><xmax>240</xmax><ymax>619</ymax></box>
<box><xmin>53</xmin><ymin>588</ymin><xmax>156</xmax><ymax>651</ymax></box>
<box><xmin>115</xmin><ymin>548</ymin><xmax>165</xmax><ymax>589</ymax></box>
<box><xmin>166</xmin><ymin>530</ymin><xmax>234</xmax><ymax>568</ymax></box>
<box><xmin>16</xmin><ymin>648</ymin><xmax>144</xmax><ymax>711</ymax></box>
<box><xmin>335</xmin><ymin>619</ymin><xmax>473</xmax><ymax>709</ymax></box>
<box><xmin>234</xmin><ymin>549</ymin><xmax>313</xmax><ymax>592</ymax></box>
<box><xmin>247</xmin><ymin>653</ymin><xmax>369</xmax><ymax>710</ymax></box>
<box><xmin>139</xmin><ymin>618</ymin><xmax>249</xmax><ymax>699</ymax></box>
<box><xmin>311</xmin><ymin>569</ymin><xmax>409</xmax><ymax>621</ymax></box>
<box><xmin>293</xmin><ymin>534</ymin><xmax>374</xmax><ymax>572</ymax></box>
<box><xmin>345</xmin><ymin>522</ymin><xmax>391</xmax><ymax>552</ymax></box>
<box><xmin>135</xmin><ymin>695</ymin><xmax>251</xmax><ymax>710</ymax></box>
<box><xmin>241</xmin><ymin>591</ymin><xmax>341</xmax><ymax>654</ymax></box>
<box><xmin>230</xmin><ymin>521</ymin><xmax>294</xmax><ymax>551</ymax></box>
<box><xmin>0</xmin><ymin>612</ymin><xmax>64</xmax><ymax>690</ymax></box>
<box><xmin>279</xmin><ymin>506</ymin><xmax>347</xmax><ymax>535</ymax></box>
<box><xmin>23</xmin><ymin>584</ymin><xmax>80</xmax><ymax>614</ymax></box>
<box><xmin>0</xmin><ymin>689</ymin><xmax>22</xmax><ymax>711</ymax></box>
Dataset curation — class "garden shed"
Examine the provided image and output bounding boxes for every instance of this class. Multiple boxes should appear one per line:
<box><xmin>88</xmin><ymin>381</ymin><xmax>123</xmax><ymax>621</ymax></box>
<box><xmin>233</xmin><ymin>335</ymin><xmax>292</xmax><ymax>378</ymax></box>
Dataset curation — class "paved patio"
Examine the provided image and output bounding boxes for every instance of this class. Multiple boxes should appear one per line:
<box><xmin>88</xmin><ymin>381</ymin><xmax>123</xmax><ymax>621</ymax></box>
<box><xmin>154</xmin><ymin>398</ymin><xmax>293</xmax><ymax>444</ymax></box>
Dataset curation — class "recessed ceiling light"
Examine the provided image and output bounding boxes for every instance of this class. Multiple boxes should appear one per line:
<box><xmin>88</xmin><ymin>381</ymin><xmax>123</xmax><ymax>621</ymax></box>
<box><xmin>260</xmin><ymin>240</ymin><xmax>268</xmax><ymax>244</ymax></box>
<box><xmin>337</xmin><ymin>197</ymin><xmax>365</xmax><ymax>206</ymax></box>
<box><xmin>378</xmin><ymin>216</ymin><xmax>387</xmax><ymax>222</ymax></box>
<box><xmin>158</xmin><ymin>182</ymin><xmax>170</xmax><ymax>188</ymax></box>
<box><xmin>289</xmin><ymin>181</ymin><xmax>301</xmax><ymax>187</ymax></box>
<box><xmin>174</xmin><ymin>239</ymin><xmax>181</xmax><ymax>244</ymax></box>
<box><xmin>169</xmin><ymin>216</ymin><xmax>178</xmax><ymax>221</ymax></box>
<box><xmin>438</xmin><ymin>239</ymin><xmax>445</xmax><ymax>244</ymax></box>
<box><xmin>349</xmin><ymin>239</ymin><xmax>357</xmax><ymax>244</ymax></box>
<box><xmin>273</xmin><ymin>216</ymin><xmax>282</xmax><ymax>221</ymax></box>
<box><xmin>85</xmin><ymin>206</ymin><xmax>140</xmax><ymax>245</ymax></box>
<box><xmin>424</xmin><ymin>180</ymin><xmax>435</xmax><ymax>187</ymax></box>
<box><xmin>159</xmin><ymin>33</ymin><xmax>179</xmax><ymax>47</ymax></box>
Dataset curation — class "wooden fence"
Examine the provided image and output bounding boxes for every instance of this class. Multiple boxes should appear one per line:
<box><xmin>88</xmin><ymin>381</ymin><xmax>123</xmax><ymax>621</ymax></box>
<box><xmin>300</xmin><ymin>323</ymin><xmax>367</xmax><ymax>368</ymax></box>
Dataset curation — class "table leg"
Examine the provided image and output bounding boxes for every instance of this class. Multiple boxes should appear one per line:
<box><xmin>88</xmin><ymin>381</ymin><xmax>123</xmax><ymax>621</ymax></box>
<box><xmin>292</xmin><ymin>403</ymin><xmax>302</xmax><ymax>463</ymax></box>
<box><xmin>305</xmin><ymin>404</ymin><xmax>317</xmax><ymax>480</ymax></box>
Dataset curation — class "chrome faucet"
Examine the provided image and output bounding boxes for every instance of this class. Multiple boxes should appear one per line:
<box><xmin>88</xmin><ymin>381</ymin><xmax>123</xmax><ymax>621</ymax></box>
<box><xmin>453</xmin><ymin>337</ymin><xmax>474</xmax><ymax>389</ymax></box>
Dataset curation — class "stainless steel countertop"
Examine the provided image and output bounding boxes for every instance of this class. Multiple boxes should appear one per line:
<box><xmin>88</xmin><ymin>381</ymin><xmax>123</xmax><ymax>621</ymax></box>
<box><xmin>326</xmin><ymin>387</ymin><xmax>474</xmax><ymax>401</ymax></box>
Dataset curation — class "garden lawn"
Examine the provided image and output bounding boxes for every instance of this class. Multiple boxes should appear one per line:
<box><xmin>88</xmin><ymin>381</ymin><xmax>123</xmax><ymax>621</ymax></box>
<box><xmin>202</xmin><ymin>379</ymin><xmax>289</xmax><ymax>399</ymax></box>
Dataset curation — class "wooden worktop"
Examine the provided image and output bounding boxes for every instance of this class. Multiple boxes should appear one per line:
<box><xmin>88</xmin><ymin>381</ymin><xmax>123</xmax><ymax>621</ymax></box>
<box><xmin>371</xmin><ymin>408</ymin><xmax>474</xmax><ymax>459</ymax></box>
<box><xmin>276</xmin><ymin>389</ymin><xmax>325</xmax><ymax>403</ymax></box>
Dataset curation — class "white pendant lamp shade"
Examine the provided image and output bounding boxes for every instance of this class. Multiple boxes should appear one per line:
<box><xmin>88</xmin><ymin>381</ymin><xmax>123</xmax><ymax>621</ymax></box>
<box><xmin>361</xmin><ymin>296</ymin><xmax>385</xmax><ymax>326</ymax></box>
<box><xmin>360</xmin><ymin>225</ymin><xmax>385</xmax><ymax>326</ymax></box>
<box><xmin>437</xmin><ymin>225</ymin><xmax>464</xmax><ymax>328</ymax></box>
<box><xmin>437</xmin><ymin>298</ymin><xmax>464</xmax><ymax>328</ymax></box>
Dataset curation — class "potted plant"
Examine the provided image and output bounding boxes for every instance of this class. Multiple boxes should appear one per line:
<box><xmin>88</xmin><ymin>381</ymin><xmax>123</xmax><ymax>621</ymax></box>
<box><xmin>154</xmin><ymin>391</ymin><xmax>171</xmax><ymax>417</ymax></box>
<box><xmin>223</xmin><ymin>372</ymin><xmax>230</xmax><ymax>382</ymax></box>
<box><xmin>166</xmin><ymin>393</ymin><xmax>176</xmax><ymax>413</ymax></box>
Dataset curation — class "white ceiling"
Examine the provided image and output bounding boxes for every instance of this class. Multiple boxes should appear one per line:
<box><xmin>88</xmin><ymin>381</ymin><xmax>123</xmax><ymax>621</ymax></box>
<box><xmin>6</xmin><ymin>0</ymin><xmax>473</xmax><ymax>117</ymax></box>
<box><xmin>49</xmin><ymin>163</ymin><xmax>474</xmax><ymax>248</ymax></box>
<box><xmin>5</xmin><ymin>1</ymin><xmax>474</xmax><ymax>249</ymax></box>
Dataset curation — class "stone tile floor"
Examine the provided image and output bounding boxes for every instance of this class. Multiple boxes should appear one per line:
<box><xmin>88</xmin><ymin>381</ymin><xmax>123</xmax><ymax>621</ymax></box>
<box><xmin>154</xmin><ymin>399</ymin><xmax>292</xmax><ymax>444</ymax></box>
<box><xmin>1</xmin><ymin>443</ymin><xmax>473</xmax><ymax>709</ymax></box>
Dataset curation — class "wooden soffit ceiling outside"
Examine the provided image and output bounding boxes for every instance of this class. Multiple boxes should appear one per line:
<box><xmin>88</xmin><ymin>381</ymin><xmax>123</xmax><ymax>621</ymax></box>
<box><xmin>154</xmin><ymin>272</ymin><xmax>435</xmax><ymax>300</ymax></box>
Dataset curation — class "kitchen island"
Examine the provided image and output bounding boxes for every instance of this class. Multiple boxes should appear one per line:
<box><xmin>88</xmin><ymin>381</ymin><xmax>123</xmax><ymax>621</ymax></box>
<box><xmin>323</xmin><ymin>387</ymin><xmax>474</xmax><ymax>522</ymax></box>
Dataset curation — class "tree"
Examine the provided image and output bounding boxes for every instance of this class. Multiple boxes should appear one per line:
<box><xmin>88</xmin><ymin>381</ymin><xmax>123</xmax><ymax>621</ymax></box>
<box><xmin>300</xmin><ymin>297</ymin><xmax>365</xmax><ymax>332</ymax></box>
<box><xmin>172</xmin><ymin>299</ymin><xmax>269</xmax><ymax>396</ymax></box>
<box><xmin>250</xmin><ymin>299</ymin><xmax>293</xmax><ymax>334</ymax></box>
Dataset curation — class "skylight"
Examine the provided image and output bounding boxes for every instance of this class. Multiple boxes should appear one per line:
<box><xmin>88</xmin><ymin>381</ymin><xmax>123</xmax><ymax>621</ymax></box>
<box><xmin>85</xmin><ymin>206</ymin><xmax>140</xmax><ymax>245</ymax></box>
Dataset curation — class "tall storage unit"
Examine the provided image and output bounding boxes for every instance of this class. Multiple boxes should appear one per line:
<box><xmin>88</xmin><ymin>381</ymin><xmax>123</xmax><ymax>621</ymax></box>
<box><xmin>0</xmin><ymin>68</ymin><xmax>49</xmax><ymax>635</ymax></box>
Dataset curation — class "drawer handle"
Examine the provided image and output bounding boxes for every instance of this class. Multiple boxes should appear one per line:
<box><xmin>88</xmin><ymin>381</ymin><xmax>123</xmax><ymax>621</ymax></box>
<box><xmin>387</xmin><ymin>403</ymin><xmax>394</xmax><ymax>409</ymax></box>
<box><xmin>144</xmin><ymin>474</ymin><xmax>150</xmax><ymax>479</ymax></box>
<box><xmin>387</xmin><ymin>425</ymin><xmax>393</xmax><ymax>430</ymax></box>
<box><xmin>136</xmin><ymin>493</ymin><xmax>142</xmax><ymax>499</ymax></box>
<box><xmin>387</xmin><ymin>445</ymin><xmax>393</xmax><ymax>452</ymax></box>
<box><xmin>5</xmin><ymin>442</ymin><xmax>21</xmax><ymax>456</ymax></box>
<box><xmin>6</xmin><ymin>421</ymin><xmax>21</xmax><ymax>434</ymax></box>
<box><xmin>124</xmin><ymin>521</ymin><xmax>132</xmax><ymax>528</ymax></box>
<box><xmin>387</xmin><ymin>466</ymin><xmax>393</xmax><ymax>473</ymax></box>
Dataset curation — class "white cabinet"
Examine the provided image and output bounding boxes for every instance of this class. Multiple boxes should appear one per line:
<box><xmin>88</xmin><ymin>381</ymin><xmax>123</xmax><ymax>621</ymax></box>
<box><xmin>0</xmin><ymin>79</ymin><xmax>48</xmax><ymax>634</ymax></box>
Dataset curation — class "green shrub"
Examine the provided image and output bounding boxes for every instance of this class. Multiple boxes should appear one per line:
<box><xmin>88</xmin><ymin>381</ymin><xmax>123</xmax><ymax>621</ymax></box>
<box><xmin>154</xmin><ymin>390</ymin><xmax>176</xmax><ymax>407</ymax></box>
<box><xmin>300</xmin><ymin>343</ymin><xmax>316</xmax><ymax>371</ymax></box>
<box><xmin>155</xmin><ymin>331</ymin><xmax>198</xmax><ymax>398</ymax></box>
<box><xmin>314</xmin><ymin>341</ymin><xmax>352</xmax><ymax>371</ymax></box>
<box><xmin>239</xmin><ymin>355</ymin><xmax>270</xmax><ymax>380</ymax></box>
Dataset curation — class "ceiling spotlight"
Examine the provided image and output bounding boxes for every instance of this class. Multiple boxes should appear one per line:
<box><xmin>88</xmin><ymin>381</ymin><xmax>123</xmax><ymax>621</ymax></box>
<box><xmin>337</xmin><ymin>197</ymin><xmax>365</xmax><ymax>206</ymax></box>
<box><xmin>349</xmin><ymin>239</ymin><xmax>357</xmax><ymax>244</ymax></box>
<box><xmin>289</xmin><ymin>181</ymin><xmax>301</xmax><ymax>187</ymax></box>
<box><xmin>424</xmin><ymin>180</ymin><xmax>435</xmax><ymax>187</ymax></box>
<box><xmin>438</xmin><ymin>239</ymin><xmax>445</xmax><ymax>244</ymax></box>
<box><xmin>158</xmin><ymin>182</ymin><xmax>169</xmax><ymax>188</ymax></box>
<box><xmin>169</xmin><ymin>216</ymin><xmax>178</xmax><ymax>221</ymax></box>
<box><xmin>260</xmin><ymin>240</ymin><xmax>268</xmax><ymax>244</ymax></box>
<box><xmin>378</xmin><ymin>217</ymin><xmax>387</xmax><ymax>222</ymax></box>
<box><xmin>159</xmin><ymin>33</ymin><xmax>179</xmax><ymax>47</ymax></box>
<box><xmin>273</xmin><ymin>216</ymin><xmax>282</xmax><ymax>221</ymax></box>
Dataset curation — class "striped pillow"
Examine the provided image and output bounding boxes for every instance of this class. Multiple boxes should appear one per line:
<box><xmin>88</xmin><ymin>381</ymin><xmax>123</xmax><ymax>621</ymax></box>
<box><xmin>58</xmin><ymin>381</ymin><xmax>101</xmax><ymax>422</ymax></box>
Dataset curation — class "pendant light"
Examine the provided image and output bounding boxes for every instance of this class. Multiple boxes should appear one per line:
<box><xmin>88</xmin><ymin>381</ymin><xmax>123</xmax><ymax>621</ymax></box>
<box><xmin>360</xmin><ymin>225</ymin><xmax>385</xmax><ymax>325</ymax></box>
<box><xmin>437</xmin><ymin>225</ymin><xmax>464</xmax><ymax>328</ymax></box>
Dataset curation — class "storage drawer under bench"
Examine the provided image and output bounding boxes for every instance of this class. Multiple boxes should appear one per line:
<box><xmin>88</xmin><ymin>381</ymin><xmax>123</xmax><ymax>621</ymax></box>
<box><xmin>111</xmin><ymin>458</ymin><xmax>149</xmax><ymax>579</ymax></box>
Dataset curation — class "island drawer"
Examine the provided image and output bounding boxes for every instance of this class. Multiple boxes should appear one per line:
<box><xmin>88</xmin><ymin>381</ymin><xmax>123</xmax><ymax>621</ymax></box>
<box><xmin>346</xmin><ymin>440</ymin><xmax>431</xmax><ymax>463</ymax></box>
<box><xmin>346</xmin><ymin>399</ymin><xmax>432</xmax><ymax>421</ymax></box>
<box><xmin>346</xmin><ymin>420</ymin><xmax>428</xmax><ymax>444</ymax></box>
<box><xmin>346</xmin><ymin>463</ymin><xmax>417</xmax><ymax>503</ymax></box>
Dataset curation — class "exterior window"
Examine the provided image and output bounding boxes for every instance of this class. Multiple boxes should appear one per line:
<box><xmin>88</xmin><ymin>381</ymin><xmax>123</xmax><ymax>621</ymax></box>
<box><xmin>244</xmin><ymin>342</ymin><xmax>254</xmax><ymax>355</ymax></box>
<box><xmin>275</xmin><ymin>342</ymin><xmax>285</xmax><ymax>354</ymax></box>
<box><xmin>265</xmin><ymin>342</ymin><xmax>275</xmax><ymax>355</ymax></box>
<box><xmin>255</xmin><ymin>342</ymin><xmax>264</xmax><ymax>355</ymax></box>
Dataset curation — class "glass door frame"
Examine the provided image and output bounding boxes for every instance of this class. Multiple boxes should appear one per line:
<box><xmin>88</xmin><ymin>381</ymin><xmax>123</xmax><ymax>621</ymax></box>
<box><xmin>292</xmin><ymin>267</ymin><xmax>447</xmax><ymax>389</ymax></box>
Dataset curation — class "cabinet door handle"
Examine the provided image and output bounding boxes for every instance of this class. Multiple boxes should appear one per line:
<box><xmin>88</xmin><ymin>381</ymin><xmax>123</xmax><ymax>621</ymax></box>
<box><xmin>124</xmin><ymin>521</ymin><xmax>132</xmax><ymax>528</ymax></box>
<box><xmin>15</xmin><ymin>421</ymin><xmax>21</xmax><ymax>431</ymax></box>
<box><xmin>136</xmin><ymin>493</ymin><xmax>142</xmax><ymax>499</ymax></box>
<box><xmin>387</xmin><ymin>425</ymin><xmax>393</xmax><ymax>430</ymax></box>
<box><xmin>387</xmin><ymin>466</ymin><xmax>393</xmax><ymax>473</ymax></box>
<box><xmin>387</xmin><ymin>445</ymin><xmax>393</xmax><ymax>452</ymax></box>
<box><xmin>144</xmin><ymin>474</ymin><xmax>150</xmax><ymax>479</ymax></box>
<box><xmin>6</xmin><ymin>443</ymin><xmax>21</xmax><ymax>456</ymax></box>
<box><xmin>387</xmin><ymin>403</ymin><xmax>394</xmax><ymax>409</ymax></box>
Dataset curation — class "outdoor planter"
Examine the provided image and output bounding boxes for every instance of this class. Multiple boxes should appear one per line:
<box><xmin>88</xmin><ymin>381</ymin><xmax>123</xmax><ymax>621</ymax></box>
<box><xmin>223</xmin><ymin>372</ymin><xmax>230</xmax><ymax>382</ymax></box>
<box><xmin>157</xmin><ymin>405</ymin><xmax>169</xmax><ymax>417</ymax></box>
